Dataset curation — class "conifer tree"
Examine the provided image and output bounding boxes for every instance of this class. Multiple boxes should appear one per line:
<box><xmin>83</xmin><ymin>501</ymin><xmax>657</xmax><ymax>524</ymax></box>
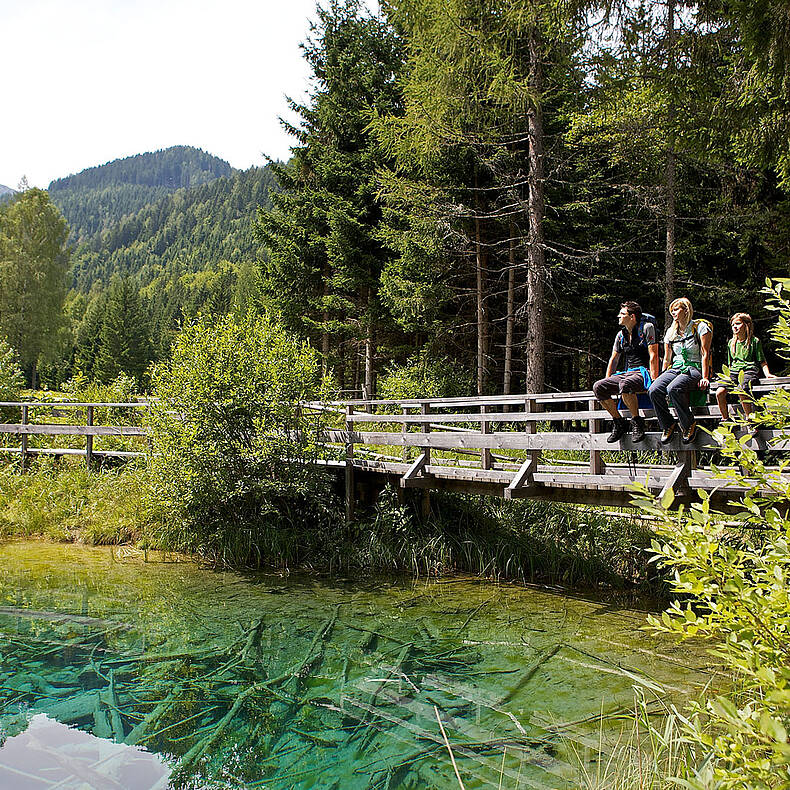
<box><xmin>95</xmin><ymin>276</ymin><xmax>152</xmax><ymax>384</ymax></box>
<box><xmin>255</xmin><ymin>0</ymin><xmax>404</xmax><ymax>393</ymax></box>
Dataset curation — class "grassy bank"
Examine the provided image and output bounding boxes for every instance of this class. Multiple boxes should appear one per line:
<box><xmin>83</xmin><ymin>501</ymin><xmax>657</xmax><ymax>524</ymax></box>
<box><xmin>0</xmin><ymin>459</ymin><xmax>150</xmax><ymax>545</ymax></box>
<box><xmin>0</xmin><ymin>458</ymin><xmax>656</xmax><ymax>590</ymax></box>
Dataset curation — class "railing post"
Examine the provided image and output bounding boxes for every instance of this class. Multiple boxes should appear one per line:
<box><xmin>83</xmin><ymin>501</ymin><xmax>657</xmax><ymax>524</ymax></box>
<box><xmin>402</xmin><ymin>405</ymin><xmax>409</xmax><ymax>463</ymax></box>
<box><xmin>421</xmin><ymin>403</ymin><xmax>431</xmax><ymax>519</ymax></box>
<box><xmin>20</xmin><ymin>404</ymin><xmax>28</xmax><ymax>472</ymax></box>
<box><xmin>345</xmin><ymin>405</ymin><xmax>355</xmax><ymax>523</ymax></box>
<box><xmin>589</xmin><ymin>398</ymin><xmax>604</xmax><ymax>475</ymax></box>
<box><xmin>481</xmin><ymin>404</ymin><xmax>492</xmax><ymax>470</ymax></box>
<box><xmin>525</xmin><ymin>396</ymin><xmax>542</xmax><ymax>475</ymax></box>
<box><xmin>86</xmin><ymin>405</ymin><xmax>94</xmax><ymax>469</ymax></box>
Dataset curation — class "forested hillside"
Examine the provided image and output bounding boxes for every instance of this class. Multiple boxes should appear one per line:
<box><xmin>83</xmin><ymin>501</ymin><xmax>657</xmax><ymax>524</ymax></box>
<box><xmin>49</xmin><ymin>146</ymin><xmax>234</xmax><ymax>243</ymax></box>
<box><xmin>70</xmin><ymin>166</ymin><xmax>277</xmax><ymax>291</ymax></box>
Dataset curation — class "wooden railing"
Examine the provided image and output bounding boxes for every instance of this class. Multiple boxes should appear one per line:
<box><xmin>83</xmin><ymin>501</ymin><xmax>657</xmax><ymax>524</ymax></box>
<box><xmin>0</xmin><ymin>402</ymin><xmax>149</xmax><ymax>469</ymax></box>
<box><xmin>3</xmin><ymin>380</ymin><xmax>790</xmax><ymax>510</ymax></box>
<box><xmin>305</xmin><ymin>377</ymin><xmax>790</xmax><ymax>511</ymax></box>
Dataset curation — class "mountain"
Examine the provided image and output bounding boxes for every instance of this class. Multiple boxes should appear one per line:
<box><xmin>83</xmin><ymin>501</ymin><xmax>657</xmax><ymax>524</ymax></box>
<box><xmin>0</xmin><ymin>184</ymin><xmax>16</xmax><ymax>203</ymax></box>
<box><xmin>48</xmin><ymin>146</ymin><xmax>235</xmax><ymax>244</ymax></box>
<box><xmin>69</xmin><ymin>165</ymin><xmax>278</xmax><ymax>292</ymax></box>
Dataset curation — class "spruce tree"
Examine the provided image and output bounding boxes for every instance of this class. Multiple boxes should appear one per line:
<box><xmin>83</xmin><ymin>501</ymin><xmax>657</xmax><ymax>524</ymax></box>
<box><xmin>255</xmin><ymin>0</ymin><xmax>404</xmax><ymax>393</ymax></box>
<box><xmin>95</xmin><ymin>276</ymin><xmax>152</xmax><ymax>385</ymax></box>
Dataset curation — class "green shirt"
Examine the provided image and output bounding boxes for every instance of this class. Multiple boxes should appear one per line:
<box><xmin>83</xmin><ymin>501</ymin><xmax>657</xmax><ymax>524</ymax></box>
<box><xmin>727</xmin><ymin>336</ymin><xmax>765</xmax><ymax>373</ymax></box>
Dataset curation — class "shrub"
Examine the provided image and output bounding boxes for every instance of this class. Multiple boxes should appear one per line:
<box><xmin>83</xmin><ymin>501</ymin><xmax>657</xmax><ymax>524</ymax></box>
<box><xmin>0</xmin><ymin>339</ymin><xmax>24</xmax><ymax>404</ymax></box>
<box><xmin>377</xmin><ymin>350</ymin><xmax>474</xmax><ymax>399</ymax></box>
<box><xmin>633</xmin><ymin>278</ymin><xmax>790</xmax><ymax>788</ymax></box>
<box><xmin>144</xmin><ymin>313</ymin><xmax>338</xmax><ymax>566</ymax></box>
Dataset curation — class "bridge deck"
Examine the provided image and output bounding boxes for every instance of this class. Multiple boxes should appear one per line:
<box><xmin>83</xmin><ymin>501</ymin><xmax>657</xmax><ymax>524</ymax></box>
<box><xmin>307</xmin><ymin>378</ymin><xmax>790</xmax><ymax>512</ymax></box>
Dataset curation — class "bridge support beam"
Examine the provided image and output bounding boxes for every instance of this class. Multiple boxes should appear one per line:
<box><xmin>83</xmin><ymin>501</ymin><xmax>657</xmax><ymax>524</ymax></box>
<box><xmin>659</xmin><ymin>452</ymin><xmax>694</xmax><ymax>502</ymax></box>
<box><xmin>504</xmin><ymin>456</ymin><xmax>539</xmax><ymax>500</ymax></box>
<box><xmin>400</xmin><ymin>452</ymin><xmax>431</xmax><ymax>488</ymax></box>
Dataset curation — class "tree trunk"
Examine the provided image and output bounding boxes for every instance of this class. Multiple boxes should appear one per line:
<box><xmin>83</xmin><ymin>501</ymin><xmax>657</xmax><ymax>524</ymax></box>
<box><xmin>474</xmin><ymin>168</ymin><xmax>489</xmax><ymax>395</ymax></box>
<box><xmin>322</xmin><ymin>276</ymin><xmax>331</xmax><ymax>379</ymax></box>
<box><xmin>503</xmin><ymin>228</ymin><xmax>516</xmax><ymax>395</ymax></box>
<box><xmin>525</xmin><ymin>27</ymin><xmax>546</xmax><ymax>394</ymax></box>
<box><xmin>664</xmin><ymin>0</ymin><xmax>677</xmax><ymax>318</ymax></box>
<box><xmin>363</xmin><ymin>286</ymin><xmax>376</xmax><ymax>399</ymax></box>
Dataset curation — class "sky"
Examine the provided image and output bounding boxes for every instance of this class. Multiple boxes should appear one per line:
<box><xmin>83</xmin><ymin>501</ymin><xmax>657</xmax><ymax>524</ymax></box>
<box><xmin>0</xmin><ymin>0</ymin><xmax>346</xmax><ymax>189</ymax></box>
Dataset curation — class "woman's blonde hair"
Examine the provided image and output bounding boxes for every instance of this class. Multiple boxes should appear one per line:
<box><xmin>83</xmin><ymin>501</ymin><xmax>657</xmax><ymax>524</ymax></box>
<box><xmin>729</xmin><ymin>312</ymin><xmax>754</xmax><ymax>354</ymax></box>
<box><xmin>667</xmin><ymin>297</ymin><xmax>694</xmax><ymax>341</ymax></box>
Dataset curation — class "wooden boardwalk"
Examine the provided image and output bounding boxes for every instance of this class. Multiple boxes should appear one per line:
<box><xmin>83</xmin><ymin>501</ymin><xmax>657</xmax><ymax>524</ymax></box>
<box><xmin>2</xmin><ymin>380</ymin><xmax>789</xmax><ymax>513</ymax></box>
<box><xmin>305</xmin><ymin>377</ymin><xmax>790</xmax><ymax>514</ymax></box>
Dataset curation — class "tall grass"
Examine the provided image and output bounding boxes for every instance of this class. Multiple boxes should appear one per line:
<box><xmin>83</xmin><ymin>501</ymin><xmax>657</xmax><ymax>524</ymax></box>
<box><xmin>570</xmin><ymin>690</ymin><xmax>694</xmax><ymax>790</ymax></box>
<box><xmin>0</xmin><ymin>457</ymin><xmax>150</xmax><ymax>544</ymax></box>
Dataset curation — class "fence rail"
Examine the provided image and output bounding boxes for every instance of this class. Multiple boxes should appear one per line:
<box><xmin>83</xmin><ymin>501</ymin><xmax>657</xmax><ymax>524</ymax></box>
<box><xmin>0</xmin><ymin>401</ymin><xmax>150</xmax><ymax>468</ymax></box>
<box><xmin>3</xmin><ymin>379</ymin><xmax>790</xmax><ymax>513</ymax></box>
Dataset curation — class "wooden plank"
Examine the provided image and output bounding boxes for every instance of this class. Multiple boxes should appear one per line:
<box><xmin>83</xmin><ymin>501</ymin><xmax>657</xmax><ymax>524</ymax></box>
<box><xmin>325</xmin><ymin>429</ymin><xmax>733</xmax><ymax>452</ymax></box>
<box><xmin>504</xmin><ymin>456</ymin><xmax>538</xmax><ymax>500</ymax></box>
<box><xmin>20</xmin><ymin>404</ymin><xmax>28</xmax><ymax>472</ymax></box>
<box><xmin>659</xmin><ymin>456</ymin><xmax>693</xmax><ymax>500</ymax></box>
<box><xmin>0</xmin><ymin>424</ymin><xmax>148</xmax><ymax>436</ymax></box>
<box><xmin>400</xmin><ymin>452</ymin><xmax>431</xmax><ymax>488</ymax></box>
<box><xmin>345</xmin><ymin>405</ymin><xmax>354</xmax><ymax>523</ymax></box>
<box><xmin>589</xmin><ymin>398</ymin><xmax>604</xmax><ymax>475</ymax></box>
<box><xmin>480</xmin><ymin>404</ymin><xmax>492</xmax><ymax>470</ymax></box>
<box><xmin>86</xmin><ymin>405</ymin><xmax>94</xmax><ymax>469</ymax></box>
<box><xmin>0</xmin><ymin>401</ymin><xmax>149</xmax><ymax>408</ymax></box>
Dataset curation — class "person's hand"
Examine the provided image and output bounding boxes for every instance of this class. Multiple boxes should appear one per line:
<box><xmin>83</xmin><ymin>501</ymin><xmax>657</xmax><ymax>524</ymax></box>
<box><xmin>700</xmin><ymin>377</ymin><xmax>710</xmax><ymax>390</ymax></box>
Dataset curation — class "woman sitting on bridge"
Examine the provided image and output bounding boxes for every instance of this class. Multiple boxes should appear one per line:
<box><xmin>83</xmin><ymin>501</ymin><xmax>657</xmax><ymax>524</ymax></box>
<box><xmin>648</xmin><ymin>297</ymin><xmax>712</xmax><ymax>445</ymax></box>
<box><xmin>715</xmin><ymin>312</ymin><xmax>775</xmax><ymax>432</ymax></box>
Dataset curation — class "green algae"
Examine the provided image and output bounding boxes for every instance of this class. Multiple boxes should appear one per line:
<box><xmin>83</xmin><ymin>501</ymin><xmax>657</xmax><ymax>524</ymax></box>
<box><xmin>0</xmin><ymin>542</ymin><xmax>715</xmax><ymax>789</ymax></box>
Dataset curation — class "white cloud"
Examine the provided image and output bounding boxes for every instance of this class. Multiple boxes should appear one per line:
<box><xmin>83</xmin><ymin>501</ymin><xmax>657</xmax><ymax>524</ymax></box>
<box><xmin>0</xmin><ymin>0</ymin><xmax>322</xmax><ymax>188</ymax></box>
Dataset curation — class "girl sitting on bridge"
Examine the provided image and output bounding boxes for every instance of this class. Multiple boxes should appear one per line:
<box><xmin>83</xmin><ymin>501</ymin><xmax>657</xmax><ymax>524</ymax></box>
<box><xmin>648</xmin><ymin>297</ymin><xmax>712</xmax><ymax>445</ymax></box>
<box><xmin>715</xmin><ymin>312</ymin><xmax>775</xmax><ymax>432</ymax></box>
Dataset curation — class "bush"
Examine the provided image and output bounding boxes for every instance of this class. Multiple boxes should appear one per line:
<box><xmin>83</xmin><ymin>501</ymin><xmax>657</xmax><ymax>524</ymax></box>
<box><xmin>377</xmin><ymin>350</ymin><xmax>474</xmax><ymax>399</ymax></box>
<box><xmin>0</xmin><ymin>339</ymin><xmax>24</xmax><ymax>405</ymax></box>
<box><xmin>633</xmin><ymin>278</ymin><xmax>790</xmax><ymax>788</ymax></box>
<box><xmin>144</xmin><ymin>313</ymin><xmax>338</xmax><ymax>566</ymax></box>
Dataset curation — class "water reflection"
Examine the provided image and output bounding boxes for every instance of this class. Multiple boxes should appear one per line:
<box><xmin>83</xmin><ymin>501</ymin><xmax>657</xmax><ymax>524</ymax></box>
<box><xmin>0</xmin><ymin>713</ymin><xmax>170</xmax><ymax>789</ymax></box>
<box><xmin>0</xmin><ymin>542</ymin><xmax>716</xmax><ymax>789</ymax></box>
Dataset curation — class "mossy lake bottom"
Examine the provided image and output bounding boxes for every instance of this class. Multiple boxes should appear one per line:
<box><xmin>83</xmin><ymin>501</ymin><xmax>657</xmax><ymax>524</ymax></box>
<box><xmin>0</xmin><ymin>541</ymin><xmax>715</xmax><ymax>789</ymax></box>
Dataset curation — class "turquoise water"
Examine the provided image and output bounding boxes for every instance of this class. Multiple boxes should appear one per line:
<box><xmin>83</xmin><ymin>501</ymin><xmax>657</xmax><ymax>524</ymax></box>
<box><xmin>0</xmin><ymin>542</ymin><xmax>714</xmax><ymax>789</ymax></box>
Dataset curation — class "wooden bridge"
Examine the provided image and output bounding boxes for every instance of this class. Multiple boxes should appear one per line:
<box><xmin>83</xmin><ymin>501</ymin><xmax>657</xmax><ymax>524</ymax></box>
<box><xmin>305</xmin><ymin>378</ymin><xmax>790</xmax><ymax>518</ymax></box>
<box><xmin>2</xmin><ymin>379</ymin><xmax>789</xmax><ymax>515</ymax></box>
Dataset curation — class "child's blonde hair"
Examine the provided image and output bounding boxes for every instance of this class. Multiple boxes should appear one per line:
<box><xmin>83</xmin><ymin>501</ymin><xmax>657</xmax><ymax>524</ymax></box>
<box><xmin>729</xmin><ymin>312</ymin><xmax>754</xmax><ymax>355</ymax></box>
<box><xmin>667</xmin><ymin>297</ymin><xmax>694</xmax><ymax>341</ymax></box>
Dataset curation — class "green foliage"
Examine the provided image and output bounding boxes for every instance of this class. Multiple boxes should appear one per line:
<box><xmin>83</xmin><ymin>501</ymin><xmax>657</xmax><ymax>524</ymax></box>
<box><xmin>49</xmin><ymin>145</ymin><xmax>234</xmax><ymax>243</ymax></box>
<box><xmin>0</xmin><ymin>188</ymin><xmax>69</xmax><ymax>382</ymax></box>
<box><xmin>632</xmin><ymin>279</ymin><xmax>790</xmax><ymax>787</ymax></box>
<box><xmin>255</xmin><ymin>0</ymin><xmax>404</xmax><ymax>389</ymax></box>
<box><xmin>144</xmin><ymin>313</ymin><xmax>337</xmax><ymax>566</ymax></box>
<box><xmin>344</xmin><ymin>489</ymin><xmax>654</xmax><ymax>586</ymax></box>
<box><xmin>377</xmin><ymin>350</ymin><xmax>473</xmax><ymax>399</ymax></box>
<box><xmin>0</xmin><ymin>339</ymin><xmax>25</xmax><ymax>404</ymax></box>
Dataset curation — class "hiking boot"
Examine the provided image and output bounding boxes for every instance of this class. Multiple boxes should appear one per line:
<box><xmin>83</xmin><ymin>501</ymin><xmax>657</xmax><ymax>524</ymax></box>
<box><xmin>660</xmin><ymin>424</ymin><xmax>677</xmax><ymax>444</ymax></box>
<box><xmin>681</xmin><ymin>421</ymin><xmax>698</xmax><ymax>444</ymax></box>
<box><xmin>630</xmin><ymin>416</ymin><xmax>646</xmax><ymax>443</ymax></box>
<box><xmin>607</xmin><ymin>417</ymin><xmax>628</xmax><ymax>443</ymax></box>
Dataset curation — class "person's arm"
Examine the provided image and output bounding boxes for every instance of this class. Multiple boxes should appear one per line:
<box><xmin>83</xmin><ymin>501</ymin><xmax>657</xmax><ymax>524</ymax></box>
<box><xmin>756</xmin><ymin>338</ymin><xmax>775</xmax><ymax>378</ymax></box>
<box><xmin>700</xmin><ymin>330</ymin><xmax>713</xmax><ymax>389</ymax></box>
<box><xmin>648</xmin><ymin>343</ymin><xmax>659</xmax><ymax>380</ymax></box>
<box><xmin>605</xmin><ymin>350</ymin><xmax>620</xmax><ymax>378</ymax></box>
<box><xmin>662</xmin><ymin>342</ymin><xmax>672</xmax><ymax>371</ymax></box>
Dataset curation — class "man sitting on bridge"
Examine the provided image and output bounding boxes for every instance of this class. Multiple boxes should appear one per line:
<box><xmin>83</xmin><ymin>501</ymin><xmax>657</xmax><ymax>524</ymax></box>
<box><xmin>592</xmin><ymin>301</ymin><xmax>660</xmax><ymax>443</ymax></box>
